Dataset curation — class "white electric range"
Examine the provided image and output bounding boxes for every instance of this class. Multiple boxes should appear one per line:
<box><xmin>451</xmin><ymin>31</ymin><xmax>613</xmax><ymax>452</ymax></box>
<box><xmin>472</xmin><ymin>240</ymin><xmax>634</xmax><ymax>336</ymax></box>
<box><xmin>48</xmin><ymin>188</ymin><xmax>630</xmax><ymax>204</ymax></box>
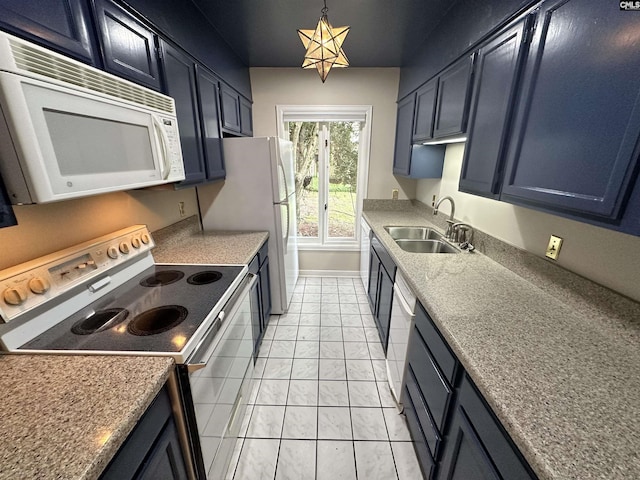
<box><xmin>0</xmin><ymin>225</ymin><xmax>255</xmax><ymax>479</ymax></box>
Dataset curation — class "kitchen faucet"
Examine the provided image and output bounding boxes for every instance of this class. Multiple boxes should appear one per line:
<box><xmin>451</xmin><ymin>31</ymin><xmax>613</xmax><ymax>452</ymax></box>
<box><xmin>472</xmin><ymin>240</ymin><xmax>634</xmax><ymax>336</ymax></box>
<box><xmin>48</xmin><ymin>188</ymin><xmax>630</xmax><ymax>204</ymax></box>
<box><xmin>451</xmin><ymin>222</ymin><xmax>475</xmax><ymax>251</ymax></box>
<box><xmin>433</xmin><ymin>196</ymin><xmax>456</xmax><ymax>239</ymax></box>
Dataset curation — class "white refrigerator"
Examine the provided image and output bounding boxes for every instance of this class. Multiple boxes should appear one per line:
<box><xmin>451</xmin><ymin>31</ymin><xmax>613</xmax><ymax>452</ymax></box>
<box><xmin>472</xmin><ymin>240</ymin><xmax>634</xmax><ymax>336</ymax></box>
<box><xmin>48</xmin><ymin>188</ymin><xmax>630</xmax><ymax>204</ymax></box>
<box><xmin>198</xmin><ymin>137</ymin><xmax>299</xmax><ymax>314</ymax></box>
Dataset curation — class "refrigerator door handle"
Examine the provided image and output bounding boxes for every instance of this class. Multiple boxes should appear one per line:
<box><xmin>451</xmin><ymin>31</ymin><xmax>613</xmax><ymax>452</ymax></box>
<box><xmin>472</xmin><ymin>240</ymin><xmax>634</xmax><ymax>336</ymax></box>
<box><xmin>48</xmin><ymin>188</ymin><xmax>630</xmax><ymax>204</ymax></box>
<box><xmin>278</xmin><ymin>158</ymin><xmax>290</xmax><ymax>202</ymax></box>
<box><xmin>282</xmin><ymin>200</ymin><xmax>290</xmax><ymax>254</ymax></box>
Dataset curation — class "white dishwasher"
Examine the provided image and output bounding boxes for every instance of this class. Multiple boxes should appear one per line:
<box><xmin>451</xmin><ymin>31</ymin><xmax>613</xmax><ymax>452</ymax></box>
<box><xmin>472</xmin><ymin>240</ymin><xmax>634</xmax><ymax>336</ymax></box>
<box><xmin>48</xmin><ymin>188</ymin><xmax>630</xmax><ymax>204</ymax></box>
<box><xmin>386</xmin><ymin>270</ymin><xmax>416</xmax><ymax>409</ymax></box>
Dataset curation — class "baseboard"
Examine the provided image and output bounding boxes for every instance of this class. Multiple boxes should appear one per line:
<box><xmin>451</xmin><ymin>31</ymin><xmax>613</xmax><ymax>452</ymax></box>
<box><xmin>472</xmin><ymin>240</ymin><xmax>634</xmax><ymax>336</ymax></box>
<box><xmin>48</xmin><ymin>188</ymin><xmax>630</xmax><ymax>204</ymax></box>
<box><xmin>299</xmin><ymin>270</ymin><xmax>360</xmax><ymax>278</ymax></box>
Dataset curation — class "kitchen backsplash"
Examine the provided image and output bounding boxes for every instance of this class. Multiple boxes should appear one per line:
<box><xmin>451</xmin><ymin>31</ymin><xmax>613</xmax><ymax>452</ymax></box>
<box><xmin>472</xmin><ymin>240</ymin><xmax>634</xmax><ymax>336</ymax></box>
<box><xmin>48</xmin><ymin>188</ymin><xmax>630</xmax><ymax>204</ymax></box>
<box><xmin>0</xmin><ymin>187</ymin><xmax>198</xmax><ymax>270</ymax></box>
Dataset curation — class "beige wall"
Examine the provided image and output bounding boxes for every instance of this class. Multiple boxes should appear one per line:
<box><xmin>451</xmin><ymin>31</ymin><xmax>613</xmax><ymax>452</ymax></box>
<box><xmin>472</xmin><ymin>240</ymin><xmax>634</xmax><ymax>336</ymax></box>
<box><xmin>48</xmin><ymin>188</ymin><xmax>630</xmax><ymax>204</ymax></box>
<box><xmin>0</xmin><ymin>188</ymin><xmax>199</xmax><ymax>270</ymax></box>
<box><xmin>416</xmin><ymin>143</ymin><xmax>640</xmax><ymax>302</ymax></box>
<box><xmin>250</xmin><ymin>67</ymin><xmax>404</xmax><ymax>273</ymax></box>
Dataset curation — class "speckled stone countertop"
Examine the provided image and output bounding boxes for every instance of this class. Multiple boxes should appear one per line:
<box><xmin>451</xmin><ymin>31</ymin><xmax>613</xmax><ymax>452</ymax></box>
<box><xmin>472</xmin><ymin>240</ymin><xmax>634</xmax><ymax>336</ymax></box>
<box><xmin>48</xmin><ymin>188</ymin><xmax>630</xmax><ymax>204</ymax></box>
<box><xmin>151</xmin><ymin>216</ymin><xmax>268</xmax><ymax>265</ymax></box>
<box><xmin>0</xmin><ymin>354</ymin><xmax>174</xmax><ymax>480</ymax></box>
<box><xmin>363</xmin><ymin>202</ymin><xmax>640</xmax><ymax>480</ymax></box>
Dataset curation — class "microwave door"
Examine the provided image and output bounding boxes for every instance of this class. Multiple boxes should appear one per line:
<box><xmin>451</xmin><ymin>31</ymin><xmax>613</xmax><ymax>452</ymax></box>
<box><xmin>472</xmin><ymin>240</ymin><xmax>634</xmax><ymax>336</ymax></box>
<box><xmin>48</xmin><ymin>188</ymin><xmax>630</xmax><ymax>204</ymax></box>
<box><xmin>1</xmin><ymin>74</ymin><xmax>166</xmax><ymax>203</ymax></box>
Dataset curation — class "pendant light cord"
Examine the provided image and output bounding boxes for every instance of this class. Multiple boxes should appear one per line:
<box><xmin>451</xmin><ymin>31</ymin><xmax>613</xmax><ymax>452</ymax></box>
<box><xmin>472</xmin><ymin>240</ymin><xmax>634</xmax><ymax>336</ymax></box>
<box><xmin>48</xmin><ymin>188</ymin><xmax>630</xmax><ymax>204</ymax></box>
<box><xmin>321</xmin><ymin>0</ymin><xmax>328</xmax><ymax>15</ymax></box>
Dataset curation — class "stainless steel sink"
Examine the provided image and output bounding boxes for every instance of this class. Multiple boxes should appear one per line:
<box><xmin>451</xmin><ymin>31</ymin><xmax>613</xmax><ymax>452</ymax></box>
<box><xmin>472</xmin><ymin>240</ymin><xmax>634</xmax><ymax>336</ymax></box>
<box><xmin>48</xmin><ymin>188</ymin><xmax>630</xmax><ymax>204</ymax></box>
<box><xmin>395</xmin><ymin>239</ymin><xmax>459</xmax><ymax>254</ymax></box>
<box><xmin>384</xmin><ymin>226</ymin><xmax>446</xmax><ymax>241</ymax></box>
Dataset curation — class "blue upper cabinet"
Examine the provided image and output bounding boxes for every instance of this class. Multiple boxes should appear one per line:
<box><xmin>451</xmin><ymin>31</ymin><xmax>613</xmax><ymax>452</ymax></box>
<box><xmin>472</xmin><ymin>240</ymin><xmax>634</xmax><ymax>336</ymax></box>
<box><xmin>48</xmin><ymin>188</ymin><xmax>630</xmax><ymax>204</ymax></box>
<box><xmin>92</xmin><ymin>0</ymin><xmax>162</xmax><ymax>91</ymax></box>
<box><xmin>0</xmin><ymin>174</ymin><xmax>17</xmax><ymax>229</ymax></box>
<box><xmin>239</xmin><ymin>96</ymin><xmax>253</xmax><ymax>137</ymax></box>
<box><xmin>160</xmin><ymin>40</ymin><xmax>207</xmax><ymax>186</ymax></box>
<box><xmin>394</xmin><ymin>94</ymin><xmax>416</xmax><ymax>176</ymax></box>
<box><xmin>195</xmin><ymin>65</ymin><xmax>226</xmax><ymax>181</ymax></box>
<box><xmin>501</xmin><ymin>0</ymin><xmax>640</xmax><ymax>222</ymax></box>
<box><xmin>0</xmin><ymin>0</ymin><xmax>98</xmax><ymax>65</ymax></box>
<box><xmin>412</xmin><ymin>79</ymin><xmax>438</xmax><ymax>143</ymax></box>
<box><xmin>220</xmin><ymin>83</ymin><xmax>242</xmax><ymax>134</ymax></box>
<box><xmin>433</xmin><ymin>55</ymin><xmax>474</xmax><ymax>138</ymax></box>
<box><xmin>459</xmin><ymin>18</ymin><xmax>530</xmax><ymax>198</ymax></box>
<box><xmin>394</xmin><ymin>91</ymin><xmax>446</xmax><ymax>178</ymax></box>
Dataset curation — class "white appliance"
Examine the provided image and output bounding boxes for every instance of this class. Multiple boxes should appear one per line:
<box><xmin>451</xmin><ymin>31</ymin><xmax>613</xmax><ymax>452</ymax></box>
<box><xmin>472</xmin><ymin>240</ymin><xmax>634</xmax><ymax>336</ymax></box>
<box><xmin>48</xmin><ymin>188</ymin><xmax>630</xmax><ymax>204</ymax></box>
<box><xmin>198</xmin><ymin>137</ymin><xmax>299</xmax><ymax>314</ymax></box>
<box><xmin>0</xmin><ymin>226</ymin><xmax>254</xmax><ymax>479</ymax></box>
<box><xmin>0</xmin><ymin>31</ymin><xmax>185</xmax><ymax>205</ymax></box>
<box><xmin>387</xmin><ymin>270</ymin><xmax>417</xmax><ymax>408</ymax></box>
<box><xmin>360</xmin><ymin>217</ymin><xmax>371</xmax><ymax>289</ymax></box>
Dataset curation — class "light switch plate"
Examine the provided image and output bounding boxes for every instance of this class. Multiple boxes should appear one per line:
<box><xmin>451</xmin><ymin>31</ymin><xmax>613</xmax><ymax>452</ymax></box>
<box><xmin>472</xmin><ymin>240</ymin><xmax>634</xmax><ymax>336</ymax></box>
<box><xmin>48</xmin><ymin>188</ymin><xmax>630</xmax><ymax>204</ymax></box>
<box><xmin>545</xmin><ymin>235</ymin><xmax>563</xmax><ymax>260</ymax></box>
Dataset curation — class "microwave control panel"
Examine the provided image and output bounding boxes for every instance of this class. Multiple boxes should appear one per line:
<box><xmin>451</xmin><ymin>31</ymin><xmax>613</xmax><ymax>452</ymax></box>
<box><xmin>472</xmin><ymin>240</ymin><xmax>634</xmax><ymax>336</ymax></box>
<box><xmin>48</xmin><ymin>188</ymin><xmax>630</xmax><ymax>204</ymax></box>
<box><xmin>0</xmin><ymin>225</ymin><xmax>154</xmax><ymax>323</ymax></box>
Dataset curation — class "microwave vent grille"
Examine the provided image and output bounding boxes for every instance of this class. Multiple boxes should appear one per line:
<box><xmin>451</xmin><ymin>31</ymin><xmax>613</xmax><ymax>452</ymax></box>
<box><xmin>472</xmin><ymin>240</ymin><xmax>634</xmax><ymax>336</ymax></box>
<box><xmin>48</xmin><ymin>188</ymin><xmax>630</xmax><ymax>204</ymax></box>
<box><xmin>9</xmin><ymin>39</ymin><xmax>174</xmax><ymax>114</ymax></box>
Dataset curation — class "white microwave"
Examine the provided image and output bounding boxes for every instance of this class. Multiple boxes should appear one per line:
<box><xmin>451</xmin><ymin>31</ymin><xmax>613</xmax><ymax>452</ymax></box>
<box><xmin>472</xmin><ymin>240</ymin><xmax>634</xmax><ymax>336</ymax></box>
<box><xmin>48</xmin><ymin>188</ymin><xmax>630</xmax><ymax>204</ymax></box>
<box><xmin>0</xmin><ymin>31</ymin><xmax>185</xmax><ymax>205</ymax></box>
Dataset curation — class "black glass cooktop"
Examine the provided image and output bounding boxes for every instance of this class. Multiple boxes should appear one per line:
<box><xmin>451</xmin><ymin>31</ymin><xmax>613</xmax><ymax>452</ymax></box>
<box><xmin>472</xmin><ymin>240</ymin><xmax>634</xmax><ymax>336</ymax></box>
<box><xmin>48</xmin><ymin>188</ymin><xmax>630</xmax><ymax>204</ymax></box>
<box><xmin>20</xmin><ymin>264</ymin><xmax>245</xmax><ymax>353</ymax></box>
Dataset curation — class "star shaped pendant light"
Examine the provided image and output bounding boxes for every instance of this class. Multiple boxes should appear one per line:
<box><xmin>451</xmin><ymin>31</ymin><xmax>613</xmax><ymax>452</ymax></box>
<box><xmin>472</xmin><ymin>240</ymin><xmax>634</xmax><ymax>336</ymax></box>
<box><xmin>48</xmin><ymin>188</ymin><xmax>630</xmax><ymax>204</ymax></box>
<box><xmin>298</xmin><ymin>0</ymin><xmax>350</xmax><ymax>82</ymax></box>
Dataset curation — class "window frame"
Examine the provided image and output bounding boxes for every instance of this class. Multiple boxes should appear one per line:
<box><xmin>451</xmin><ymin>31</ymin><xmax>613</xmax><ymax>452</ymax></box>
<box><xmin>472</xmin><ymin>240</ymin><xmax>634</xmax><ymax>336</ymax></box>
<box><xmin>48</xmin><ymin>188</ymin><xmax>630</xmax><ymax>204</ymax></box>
<box><xmin>276</xmin><ymin>105</ymin><xmax>372</xmax><ymax>250</ymax></box>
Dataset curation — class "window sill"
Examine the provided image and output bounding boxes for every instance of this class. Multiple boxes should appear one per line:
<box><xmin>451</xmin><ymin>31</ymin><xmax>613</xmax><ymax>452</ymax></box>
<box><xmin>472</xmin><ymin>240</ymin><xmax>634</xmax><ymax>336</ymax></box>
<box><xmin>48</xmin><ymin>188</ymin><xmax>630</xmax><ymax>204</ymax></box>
<box><xmin>297</xmin><ymin>242</ymin><xmax>361</xmax><ymax>252</ymax></box>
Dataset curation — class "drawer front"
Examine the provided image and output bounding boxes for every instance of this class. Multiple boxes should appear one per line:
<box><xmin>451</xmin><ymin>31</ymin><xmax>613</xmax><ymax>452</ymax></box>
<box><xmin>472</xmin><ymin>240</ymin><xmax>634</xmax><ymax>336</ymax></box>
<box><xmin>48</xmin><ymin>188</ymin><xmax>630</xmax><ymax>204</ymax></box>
<box><xmin>415</xmin><ymin>302</ymin><xmax>457</xmax><ymax>384</ymax></box>
<box><xmin>405</xmin><ymin>366</ymin><xmax>442</xmax><ymax>459</ymax></box>
<box><xmin>408</xmin><ymin>325</ymin><xmax>453</xmax><ymax>433</ymax></box>
<box><xmin>403</xmin><ymin>383</ymin><xmax>436</xmax><ymax>479</ymax></box>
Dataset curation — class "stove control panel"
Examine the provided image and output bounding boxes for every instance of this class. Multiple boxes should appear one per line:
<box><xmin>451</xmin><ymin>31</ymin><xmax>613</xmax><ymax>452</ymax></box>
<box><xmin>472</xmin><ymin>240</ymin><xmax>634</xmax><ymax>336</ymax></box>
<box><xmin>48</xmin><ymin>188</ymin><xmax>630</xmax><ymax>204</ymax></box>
<box><xmin>0</xmin><ymin>225</ymin><xmax>155</xmax><ymax>323</ymax></box>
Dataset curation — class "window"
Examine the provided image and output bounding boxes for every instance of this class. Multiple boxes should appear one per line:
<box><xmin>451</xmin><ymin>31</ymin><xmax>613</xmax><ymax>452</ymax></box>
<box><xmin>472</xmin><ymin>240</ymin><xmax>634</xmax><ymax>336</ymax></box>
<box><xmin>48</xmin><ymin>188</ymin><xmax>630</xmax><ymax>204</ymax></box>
<box><xmin>277</xmin><ymin>106</ymin><xmax>371</xmax><ymax>249</ymax></box>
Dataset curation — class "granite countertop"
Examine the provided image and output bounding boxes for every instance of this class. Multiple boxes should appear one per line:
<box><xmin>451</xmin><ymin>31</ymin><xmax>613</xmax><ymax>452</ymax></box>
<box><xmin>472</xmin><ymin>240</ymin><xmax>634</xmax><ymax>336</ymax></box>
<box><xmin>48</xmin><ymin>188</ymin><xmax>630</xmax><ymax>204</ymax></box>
<box><xmin>151</xmin><ymin>216</ymin><xmax>269</xmax><ymax>265</ymax></box>
<box><xmin>363</xmin><ymin>204</ymin><xmax>640</xmax><ymax>480</ymax></box>
<box><xmin>0</xmin><ymin>354</ymin><xmax>174</xmax><ymax>480</ymax></box>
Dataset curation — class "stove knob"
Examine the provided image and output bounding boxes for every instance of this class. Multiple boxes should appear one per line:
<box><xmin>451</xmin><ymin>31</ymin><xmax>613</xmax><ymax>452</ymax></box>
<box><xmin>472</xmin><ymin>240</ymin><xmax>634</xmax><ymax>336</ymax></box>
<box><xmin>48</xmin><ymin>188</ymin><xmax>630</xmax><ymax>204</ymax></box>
<box><xmin>3</xmin><ymin>286</ymin><xmax>27</xmax><ymax>306</ymax></box>
<box><xmin>119</xmin><ymin>242</ymin><xmax>131</xmax><ymax>254</ymax></box>
<box><xmin>107</xmin><ymin>246</ymin><xmax>119</xmax><ymax>259</ymax></box>
<box><xmin>131</xmin><ymin>237</ymin><xmax>141</xmax><ymax>249</ymax></box>
<box><xmin>28</xmin><ymin>277</ymin><xmax>50</xmax><ymax>295</ymax></box>
<box><xmin>140</xmin><ymin>233</ymin><xmax>151</xmax><ymax>245</ymax></box>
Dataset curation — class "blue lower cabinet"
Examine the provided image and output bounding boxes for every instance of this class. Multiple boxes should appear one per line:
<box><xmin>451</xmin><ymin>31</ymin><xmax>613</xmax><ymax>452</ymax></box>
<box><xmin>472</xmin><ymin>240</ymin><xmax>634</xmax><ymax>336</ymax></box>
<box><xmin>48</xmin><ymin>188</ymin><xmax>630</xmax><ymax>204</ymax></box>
<box><xmin>403</xmin><ymin>302</ymin><xmax>536</xmax><ymax>480</ymax></box>
<box><xmin>100</xmin><ymin>386</ymin><xmax>188</xmax><ymax>480</ymax></box>
<box><xmin>437</xmin><ymin>375</ymin><xmax>536</xmax><ymax>480</ymax></box>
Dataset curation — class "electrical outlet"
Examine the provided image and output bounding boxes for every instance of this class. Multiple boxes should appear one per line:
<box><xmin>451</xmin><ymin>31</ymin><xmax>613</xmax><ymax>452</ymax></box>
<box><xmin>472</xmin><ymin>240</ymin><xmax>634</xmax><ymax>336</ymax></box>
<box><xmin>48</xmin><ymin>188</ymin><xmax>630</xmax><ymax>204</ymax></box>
<box><xmin>545</xmin><ymin>235</ymin><xmax>563</xmax><ymax>260</ymax></box>
<box><xmin>178</xmin><ymin>201</ymin><xmax>186</xmax><ymax>217</ymax></box>
<box><xmin>392</xmin><ymin>189</ymin><xmax>399</xmax><ymax>200</ymax></box>
<box><xmin>432</xmin><ymin>195</ymin><xmax>436</xmax><ymax>207</ymax></box>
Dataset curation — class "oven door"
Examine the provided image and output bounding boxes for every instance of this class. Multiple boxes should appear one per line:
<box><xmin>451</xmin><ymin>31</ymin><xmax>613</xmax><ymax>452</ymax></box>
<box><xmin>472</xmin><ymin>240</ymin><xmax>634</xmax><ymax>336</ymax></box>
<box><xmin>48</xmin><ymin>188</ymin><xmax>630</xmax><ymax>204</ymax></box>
<box><xmin>177</xmin><ymin>273</ymin><xmax>256</xmax><ymax>479</ymax></box>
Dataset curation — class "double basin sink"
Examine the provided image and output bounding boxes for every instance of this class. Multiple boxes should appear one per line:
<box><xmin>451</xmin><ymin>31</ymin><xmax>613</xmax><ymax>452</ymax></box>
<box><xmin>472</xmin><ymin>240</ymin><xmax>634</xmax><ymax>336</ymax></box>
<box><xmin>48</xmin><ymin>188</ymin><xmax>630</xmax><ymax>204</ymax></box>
<box><xmin>384</xmin><ymin>226</ymin><xmax>459</xmax><ymax>254</ymax></box>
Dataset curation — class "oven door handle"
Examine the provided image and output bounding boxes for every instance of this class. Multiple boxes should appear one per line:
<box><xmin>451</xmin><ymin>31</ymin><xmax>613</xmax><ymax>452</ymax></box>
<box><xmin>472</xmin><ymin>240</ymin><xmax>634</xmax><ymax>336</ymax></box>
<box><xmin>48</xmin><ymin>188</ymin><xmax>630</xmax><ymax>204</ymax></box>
<box><xmin>185</xmin><ymin>274</ymin><xmax>257</xmax><ymax>367</ymax></box>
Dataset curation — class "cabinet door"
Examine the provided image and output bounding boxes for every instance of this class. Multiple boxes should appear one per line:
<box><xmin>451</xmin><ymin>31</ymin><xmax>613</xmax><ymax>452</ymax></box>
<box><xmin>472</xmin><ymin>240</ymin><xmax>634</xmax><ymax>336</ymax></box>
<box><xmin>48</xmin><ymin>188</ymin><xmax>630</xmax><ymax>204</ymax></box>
<box><xmin>393</xmin><ymin>94</ymin><xmax>416</xmax><ymax>176</ymax></box>
<box><xmin>240</xmin><ymin>96</ymin><xmax>253</xmax><ymax>136</ymax></box>
<box><xmin>413</xmin><ymin>79</ymin><xmax>438</xmax><ymax>142</ymax></box>
<box><xmin>160</xmin><ymin>40</ymin><xmax>206</xmax><ymax>185</ymax></box>
<box><xmin>135</xmin><ymin>419</ymin><xmax>188</xmax><ymax>480</ymax></box>
<box><xmin>437</xmin><ymin>375</ymin><xmax>535</xmax><ymax>480</ymax></box>
<box><xmin>376</xmin><ymin>267</ymin><xmax>394</xmax><ymax>352</ymax></box>
<box><xmin>459</xmin><ymin>19</ymin><xmax>529</xmax><ymax>198</ymax></box>
<box><xmin>367</xmin><ymin>246</ymin><xmax>381</xmax><ymax>314</ymax></box>
<box><xmin>501</xmin><ymin>0</ymin><xmax>640</xmax><ymax>220</ymax></box>
<box><xmin>93</xmin><ymin>0</ymin><xmax>162</xmax><ymax>91</ymax></box>
<box><xmin>259</xmin><ymin>256</ymin><xmax>272</xmax><ymax>325</ymax></box>
<box><xmin>0</xmin><ymin>174</ymin><xmax>17</xmax><ymax>229</ymax></box>
<box><xmin>195</xmin><ymin>65</ymin><xmax>226</xmax><ymax>180</ymax></box>
<box><xmin>0</xmin><ymin>0</ymin><xmax>97</xmax><ymax>64</ymax></box>
<box><xmin>433</xmin><ymin>55</ymin><xmax>474</xmax><ymax>138</ymax></box>
<box><xmin>220</xmin><ymin>83</ymin><xmax>241</xmax><ymax>133</ymax></box>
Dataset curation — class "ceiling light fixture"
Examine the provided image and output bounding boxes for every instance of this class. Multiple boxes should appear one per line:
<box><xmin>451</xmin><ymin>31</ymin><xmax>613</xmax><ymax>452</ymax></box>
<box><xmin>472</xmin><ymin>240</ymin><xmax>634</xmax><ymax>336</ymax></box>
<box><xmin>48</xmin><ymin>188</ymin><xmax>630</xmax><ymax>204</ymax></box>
<box><xmin>297</xmin><ymin>0</ymin><xmax>350</xmax><ymax>83</ymax></box>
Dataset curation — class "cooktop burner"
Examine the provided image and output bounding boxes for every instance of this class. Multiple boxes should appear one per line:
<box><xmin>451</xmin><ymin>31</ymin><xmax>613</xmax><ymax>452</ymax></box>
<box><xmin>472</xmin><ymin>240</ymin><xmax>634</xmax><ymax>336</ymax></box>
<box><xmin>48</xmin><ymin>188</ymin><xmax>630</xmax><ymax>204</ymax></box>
<box><xmin>19</xmin><ymin>264</ymin><xmax>245</xmax><ymax>354</ymax></box>
<box><xmin>128</xmin><ymin>305</ymin><xmax>188</xmax><ymax>336</ymax></box>
<box><xmin>187</xmin><ymin>271</ymin><xmax>222</xmax><ymax>285</ymax></box>
<box><xmin>140</xmin><ymin>270</ymin><xmax>185</xmax><ymax>287</ymax></box>
<box><xmin>71</xmin><ymin>308</ymin><xmax>129</xmax><ymax>335</ymax></box>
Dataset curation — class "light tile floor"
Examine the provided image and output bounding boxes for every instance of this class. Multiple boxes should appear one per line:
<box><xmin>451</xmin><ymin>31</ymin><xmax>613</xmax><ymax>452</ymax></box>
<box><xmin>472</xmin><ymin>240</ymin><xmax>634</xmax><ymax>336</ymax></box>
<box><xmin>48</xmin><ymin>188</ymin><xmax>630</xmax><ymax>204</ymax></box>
<box><xmin>223</xmin><ymin>276</ymin><xmax>424</xmax><ymax>480</ymax></box>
